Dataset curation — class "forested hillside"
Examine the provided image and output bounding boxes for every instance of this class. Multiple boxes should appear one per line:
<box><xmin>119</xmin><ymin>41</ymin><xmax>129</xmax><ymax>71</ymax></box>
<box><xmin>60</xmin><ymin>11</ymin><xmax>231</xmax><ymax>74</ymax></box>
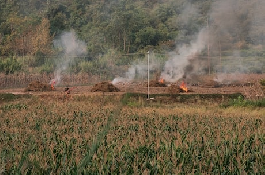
<box><xmin>0</xmin><ymin>0</ymin><xmax>208</xmax><ymax>56</ymax></box>
<box><xmin>0</xmin><ymin>0</ymin><xmax>265</xmax><ymax>77</ymax></box>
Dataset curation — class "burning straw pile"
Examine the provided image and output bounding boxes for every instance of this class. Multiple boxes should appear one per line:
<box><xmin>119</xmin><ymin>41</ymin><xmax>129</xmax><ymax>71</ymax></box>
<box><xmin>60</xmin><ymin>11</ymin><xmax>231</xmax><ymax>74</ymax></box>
<box><xmin>168</xmin><ymin>81</ymin><xmax>190</xmax><ymax>94</ymax></box>
<box><xmin>91</xmin><ymin>82</ymin><xmax>120</xmax><ymax>92</ymax></box>
<box><xmin>148</xmin><ymin>80</ymin><xmax>167</xmax><ymax>87</ymax></box>
<box><xmin>24</xmin><ymin>81</ymin><xmax>53</xmax><ymax>92</ymax></box>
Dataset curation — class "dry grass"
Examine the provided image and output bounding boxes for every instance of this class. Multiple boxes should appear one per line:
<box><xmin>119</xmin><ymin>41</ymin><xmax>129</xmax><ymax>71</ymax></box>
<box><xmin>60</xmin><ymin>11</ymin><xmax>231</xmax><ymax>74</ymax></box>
<box><xmin>0</xmin><ymin>73</ymin><xmax>102</xmax><ymax>88</ymax></box>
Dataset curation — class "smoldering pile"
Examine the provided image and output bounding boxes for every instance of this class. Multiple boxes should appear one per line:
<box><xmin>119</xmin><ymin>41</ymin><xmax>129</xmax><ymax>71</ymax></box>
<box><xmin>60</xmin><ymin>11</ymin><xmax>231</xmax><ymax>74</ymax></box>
<box><xmin>168</xmin><ymin>84</ymin><xmax>191</xmax><ymax>94</ymax></box>
<box><xmin>168</xmin><ymin>84</ymin><xmax>182</xmax><ymax>94</ymax></box>
<box><xmin>91</xmin><ymin>82</ymin><xmax>120</xmax><ymax>92</ymax></box>
<box><xmin>147</xmin><ymin>80</ymin><xmax>167</xmax><ymax>87</ymax></box>
<box><xmin>24</xmin><ymin>81</ymin><xmax>53</xmax><ymax>92</ymax></box>
<box><xmin>198</xmin><ymin>79</ymin><xmax>255</xmax><ymax>88</ymax></box>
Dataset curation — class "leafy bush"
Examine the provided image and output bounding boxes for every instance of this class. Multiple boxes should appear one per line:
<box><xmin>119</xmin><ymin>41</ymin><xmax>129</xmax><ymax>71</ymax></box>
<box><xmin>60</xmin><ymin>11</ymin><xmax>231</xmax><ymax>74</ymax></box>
<box><xmin>240</xmin><ymin>50</ymin><xmax>265</xmax><ymax>57</ymax></box>
<box><xmin>222</xmin><ymin>96</ymin><xmax>265</xmax><ymax>107</ymax></box>
<box><xmin>79</xmin><ymin>61</ymin><xmax>93</xmax><ymax>73</ymax></box>
<box><xmin>260</xmin><ymin>79</ymin><xmax>265</xmax><ymax>86</ymax></box>
<box><xmin>34</xmin><ymin>51</ymin><xmax>46</xmax><ymax>66</ymax></box>
<box><xmin>38</xmin><ymin>63</ymin><xmax>54</xmax><ymax>73</ymax></box>
<box><xmin>0</xmin><ymin>93</ymin><xmax>31</xmax><ymax>103</ymax></box>
<box><xmin>0</xmin><ymin>57</ymin><xmax>22</xmax><ymax>74</ymax></box>
<box><xmin>248</xmin><ymin>66</ymin><xmax>263</xmax><ymax>74</ymax></box>
<box><xmin>1</xmin><ymin>103</ymin><xmax>28</xmax><ymax>112</ymax></box>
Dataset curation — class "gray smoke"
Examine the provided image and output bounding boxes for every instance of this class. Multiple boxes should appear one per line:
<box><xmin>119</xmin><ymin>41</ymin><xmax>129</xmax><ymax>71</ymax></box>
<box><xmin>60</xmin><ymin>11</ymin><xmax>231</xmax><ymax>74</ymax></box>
<box><xmin>210</xmin><ymin>0</ymin><xmax>265</xmax><ymax>82</ymax></box>
<box><xmin>160</xmin><ymin>1</ymin><xmax>209</xmax><ymax>82</ymax></box>
<box><xmin>162</xmin><ymin>0</ymin><xmax>265</xmax><ymax>83</ymax></box>
<box><xmin>161</xmin><ymin>28</ymin><xmax>208</xmax><ymax>82</ymax></box>
<box><xmin>210</xmin><ymin>0</ymin><xmax>265</xmax><ymax>42</ymax></box>
<box><xmin>112</xmin><ymin>1</ymin><xmax>203</xmax><ymax>84</ymax></box>
<box><xmin>112</xmin><ymin>55</ymin><xmax>160</xmax><ymax>84</ymax></box>
<box><xmin>52</xmin><ymin>31</ymin><xmax>87</xmax><ymax>85</ymax></box>
<box><xmin>112</xmin><ymin>0</ymin><xmax>264</xmax><ymax>84</ymax></box>
<box><xmin>249</xmin><ymin>0</ymin><xmax>265</xmax><ymax>46</ymax></box>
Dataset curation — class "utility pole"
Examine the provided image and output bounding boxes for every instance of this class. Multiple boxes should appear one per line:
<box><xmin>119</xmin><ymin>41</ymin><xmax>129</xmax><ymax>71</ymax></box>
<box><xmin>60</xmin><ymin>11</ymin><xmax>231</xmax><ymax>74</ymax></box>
<box><xmin>219</xmin><ymin>39</ymin><xmax>222</xmax><ymax>72</ymax></box>
<box><xmin>207</xmin><ymin>16</ymin><xmax>211</xmax><ymax>75</ymax></box>
<box><xmin>147</xmin><ymin>51</ymin><xmax>150</xmax><ymax>100</ymax></box>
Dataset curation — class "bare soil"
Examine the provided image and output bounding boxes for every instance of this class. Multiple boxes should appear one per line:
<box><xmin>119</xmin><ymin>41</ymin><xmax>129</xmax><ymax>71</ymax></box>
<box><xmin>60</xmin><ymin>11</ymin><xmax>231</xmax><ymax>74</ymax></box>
<box><xmin>1</xmin><ymin>74</ymin><xmax>264</xmax><ymax>100</ymax></box>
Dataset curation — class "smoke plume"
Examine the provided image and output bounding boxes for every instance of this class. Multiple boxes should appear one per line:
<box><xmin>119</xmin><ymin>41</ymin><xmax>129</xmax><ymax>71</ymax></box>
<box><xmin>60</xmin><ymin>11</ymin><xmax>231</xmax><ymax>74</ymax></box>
<box><xmin>112</xmin><ymin>56</ymin><xmax>160</xmax><ymax>84</ymax></box>
<box><xmin>112</xmin><ymin>0</ymin><xmax>264</xmax><ymax>84</ymax></box>
<box><xmin>161</xmin><ymin>28</ymin><xmax>208</xmax><ymax>82</ymax></box>
<box><xmin>162</xmin><ymin>0</ymin><xmax>265</xmax><ymax>83</ymax></box>
<box><xmin>210</xmin><ymin>0</ymin><xmax>265</xmax><ymax>83</ymax></box>
<box><xmin>52</xmin><ymin>31</ymin><xmax>87</xmax><ymax>85</ymax></box>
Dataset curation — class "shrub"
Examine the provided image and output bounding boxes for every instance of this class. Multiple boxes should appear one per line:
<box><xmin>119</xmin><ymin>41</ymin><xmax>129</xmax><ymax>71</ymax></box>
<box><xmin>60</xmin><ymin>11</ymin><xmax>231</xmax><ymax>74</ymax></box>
<box><xmin>222</xmin><ymin>96</ymin><xmax>265</xmax><ymax>107</ymax></box>
<box><xmin>38</xmin><ymin>63</ymin><xmax>54</xmax><ymax>74</ymax></box>
<box><xmin>79</xmin><ymin>61</ymin><xmax>93</xmax><ymax>73</ymax></box>
<box><xmin>0</xmin><ymin>57</ymin><xmax>22</xmax><ymax>74</ymax></box>
<box><xmin>260</xmin><ymin>79</ymin><xmax>265</xmax><ymax>86</ymax></box>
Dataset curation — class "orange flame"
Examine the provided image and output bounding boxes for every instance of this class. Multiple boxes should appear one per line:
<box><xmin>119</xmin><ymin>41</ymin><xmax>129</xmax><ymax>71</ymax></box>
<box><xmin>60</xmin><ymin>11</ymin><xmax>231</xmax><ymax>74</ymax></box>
<box><xmin>159</xmin><ymin>78</ymin><xmax>164</xmax><ymax>84</ymax></box>
<box><xmin>51</xmin><ymin>81</ymin><xmax>56</xmax><ymax>90</ymax></box>
<box><xmin>180</xmin><ymin>81</ymin><xmax>188</xmax><ymax>92</ymax></box>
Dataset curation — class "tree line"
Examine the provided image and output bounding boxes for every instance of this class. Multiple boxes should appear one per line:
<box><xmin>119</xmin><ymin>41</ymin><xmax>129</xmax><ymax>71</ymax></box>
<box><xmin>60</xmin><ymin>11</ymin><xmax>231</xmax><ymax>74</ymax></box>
<box><xmin>1</xmin><ymin>0</ymin><xmax>211</xmax><ymax>57</ymax></box>
<box><xmin>0</xmin><ymin>0</ymin><xmax>264</xmax><ymax>59</ymax></box>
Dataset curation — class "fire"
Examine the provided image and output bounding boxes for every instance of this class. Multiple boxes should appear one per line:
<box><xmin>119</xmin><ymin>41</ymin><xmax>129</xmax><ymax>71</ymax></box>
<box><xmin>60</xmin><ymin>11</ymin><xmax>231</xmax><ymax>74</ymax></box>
<box><xmin>159</xmin><ymin>78</ymin><xmax>164</xmax><ymax>84</ymax></box>
<box><xmin>180</xmin><ymin>81</ymin><xmax>188</xmax><ymax>92</ymax></box>
<box><xmin>51</xmin><ymin>81</ymin><xmax>56</xmax><ymax>90</ymax></box>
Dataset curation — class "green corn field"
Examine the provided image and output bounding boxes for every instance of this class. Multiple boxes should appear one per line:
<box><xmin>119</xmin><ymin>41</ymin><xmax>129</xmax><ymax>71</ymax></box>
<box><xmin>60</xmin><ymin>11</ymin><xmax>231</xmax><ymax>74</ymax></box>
<box><xmin>0</xmin><ymin>93</ymin><xmax>265</xmax><ymax>174</ymax></box>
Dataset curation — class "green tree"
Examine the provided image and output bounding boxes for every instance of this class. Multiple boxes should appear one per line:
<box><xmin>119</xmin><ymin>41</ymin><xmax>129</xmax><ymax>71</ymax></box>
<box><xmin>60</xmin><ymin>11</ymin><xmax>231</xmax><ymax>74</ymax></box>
<box><xmin>47</xmin><ymin>4</ymin><xmax>69</xmax><ymax>35</ymax></box>
<box><xmin>30</xmin><ymin>18</ymin><xmax>54</xmax><ymax>56</ymax></box>
<box><xmin>135</xmin><ymin>27</ymin><xmax>161</xmax><ymax>49</ymax></box>
<box><xmin>0</xmin><ymin>57</ymin><xmax>22</xmax><ymax>75</ymax></box>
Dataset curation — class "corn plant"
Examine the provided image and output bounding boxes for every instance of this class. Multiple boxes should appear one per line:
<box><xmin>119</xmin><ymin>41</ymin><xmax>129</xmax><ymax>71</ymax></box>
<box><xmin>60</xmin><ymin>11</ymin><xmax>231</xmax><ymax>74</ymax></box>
<box><xmin>0</xmin><ymin>94</ymin><xmax>264</xmax><ymax>174</ymax></box>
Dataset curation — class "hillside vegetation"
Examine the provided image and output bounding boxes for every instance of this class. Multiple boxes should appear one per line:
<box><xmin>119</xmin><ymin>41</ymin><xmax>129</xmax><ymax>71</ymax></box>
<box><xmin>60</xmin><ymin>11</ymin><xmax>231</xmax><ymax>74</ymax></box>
<box><xmin>0</xmin><ymin>0</ymin><xmax>265</xmax><ymax>78</ymax></box>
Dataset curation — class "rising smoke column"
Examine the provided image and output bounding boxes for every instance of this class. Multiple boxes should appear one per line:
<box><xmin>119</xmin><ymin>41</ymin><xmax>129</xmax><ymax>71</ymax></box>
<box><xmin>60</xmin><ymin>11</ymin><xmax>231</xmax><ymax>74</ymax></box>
<box><xmin>112</xmin><ymin>0</ymin><xmax>264</xmax><ymax>84</ymax></box>
<box><xmin>111</xmin><ymin>65</ymin><xmax>138</xmax><ymax>84</ymax></box>
<box><xmin>162</xmin><ymin>0</ymin><xmax>265</xmax><ymax>83</ymax></box>
<box><xmin>112</xmin><ymin>57</ymin><xmax>160</xmax><ymax>84</ymax></box>
<box><xmin>159</xmin><ymin>1</ymin><xmax>208</xmax><ymax>83</ymax></box>
<box><xmin>160</xmin><ymin>28</ymin><xmax>208</xmax><ymax>83</ymax></box>
<box><xmin>210</xmin><ymin>0</ymin><xmax>265</xmax><ymax>83</ymax></box>
<box><xmin>52</xmin><ymin>31</ymin><xmax>87</xmax><ymax>85</ymax></box>
<box><xmin>112</xmin><ymin>2</ymin><xmax>201</xmax><ymax>85</ymax></box>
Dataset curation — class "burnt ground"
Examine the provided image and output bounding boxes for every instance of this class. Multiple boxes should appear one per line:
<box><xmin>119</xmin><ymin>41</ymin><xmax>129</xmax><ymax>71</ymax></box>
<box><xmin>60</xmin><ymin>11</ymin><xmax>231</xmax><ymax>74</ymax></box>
<box><xmin>0</xmin><ymin>74</ymin><xmax>264</xmax><ymax>100</ymax></box>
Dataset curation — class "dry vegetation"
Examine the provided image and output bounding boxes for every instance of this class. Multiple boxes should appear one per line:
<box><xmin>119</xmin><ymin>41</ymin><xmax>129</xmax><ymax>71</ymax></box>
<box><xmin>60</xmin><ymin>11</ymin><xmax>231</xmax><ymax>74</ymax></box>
<box><xmin>0</xmin><ymin>92</ymin><xmax>265</xmax><ymax>174</ymax></box>
<box><xmin>1</xmin><ymin>73</ymin><xmax>265</xmax><ymax>99</ymax></box>
<box><xmin>0</xmin><ymin>73</ymin><xmax>101</xmax><ymax>88</ymax></box>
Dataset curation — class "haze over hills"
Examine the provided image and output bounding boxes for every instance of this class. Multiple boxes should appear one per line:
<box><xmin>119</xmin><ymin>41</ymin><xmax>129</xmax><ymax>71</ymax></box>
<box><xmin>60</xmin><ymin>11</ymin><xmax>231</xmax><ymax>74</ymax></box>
<box><xmin>0</xmin><ymin>0</ymin><xmax>264</xmax><ymax>80</ymax></box>
<box><xmin>1</xmin><ymin>0</ymin><xmax>264</xmax><ymax>56</ymax></box>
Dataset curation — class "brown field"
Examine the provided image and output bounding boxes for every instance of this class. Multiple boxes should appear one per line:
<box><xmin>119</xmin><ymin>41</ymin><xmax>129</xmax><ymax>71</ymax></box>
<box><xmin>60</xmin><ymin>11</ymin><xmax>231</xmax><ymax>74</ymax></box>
<box><xmin>0</xmin><ymin>73</ymin><xmax>265</xmax><ymax>174</ymax></box>
<box><xmin>1</xmin><ymin>73</ymin><xmax>264</xmax><ymax>100</ymax></box>
<box><xmin>0</xmin><ymin>86</ymin><xmax>265</xmax><ymax>174</ymax></box>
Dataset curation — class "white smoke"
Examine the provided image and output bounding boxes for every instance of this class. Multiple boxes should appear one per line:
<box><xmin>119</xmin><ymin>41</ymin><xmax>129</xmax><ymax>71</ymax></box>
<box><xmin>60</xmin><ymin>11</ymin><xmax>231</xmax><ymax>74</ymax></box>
<box><xmin>249</xmin><ymin>0</ymin><xmax>265</xmax><ymax>46</ymax></box>
<box><xmin>162</xmin><ymin>0</ymin><xmax>265</xmax><ymax>83</ymax></box>
<box><xmin>112</xmin><ymin>0</ymin><xmax>264</xmax><ymax>84</ymax></box>
<box><xmin>112</xmin><ymin>55</ymin><xmax>160</xmax><ymax>84</ymax></box>
<box><xmin>161</xmin><ymin>28</ymin><xmax>208</xmax><ymax>82</ymax></box>
<box><xmin>51</xmin><ymin>31</ymin><xmax>87</xmax><ymax>85</ymax></box>
<box><xmin>112</xmin><ymin>65</ymin><xmax>139</xmax><ymax>84</ymax></box>
<box><xmin>211</xmin><ymin>0</ymin><xmax>265</xmax><ymax>82</ymax></box>
<box><xmin>158</xmin><ymin>1</ymin><xmax>208</xmax><ymax>83</ymax></box>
